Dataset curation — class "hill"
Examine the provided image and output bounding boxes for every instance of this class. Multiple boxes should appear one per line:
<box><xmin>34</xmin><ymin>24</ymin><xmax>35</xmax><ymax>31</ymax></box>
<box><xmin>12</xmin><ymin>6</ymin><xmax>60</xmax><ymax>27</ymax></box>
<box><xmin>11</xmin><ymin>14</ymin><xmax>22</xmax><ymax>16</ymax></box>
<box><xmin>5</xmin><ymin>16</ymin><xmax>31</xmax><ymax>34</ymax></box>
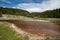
<box><xmin>0</xmin><ymin>7</ymin><xmax>29</xmax><ymax>16</ymax></box>
<box><xmin>30</xmin><ymin>8</ymin><xmax>60</xmax><ymax>18</ymax></box>
<box><xmin>0</xmin><ymin>7</ymin><xmax>60</xmax><ymax>18</ymax></box>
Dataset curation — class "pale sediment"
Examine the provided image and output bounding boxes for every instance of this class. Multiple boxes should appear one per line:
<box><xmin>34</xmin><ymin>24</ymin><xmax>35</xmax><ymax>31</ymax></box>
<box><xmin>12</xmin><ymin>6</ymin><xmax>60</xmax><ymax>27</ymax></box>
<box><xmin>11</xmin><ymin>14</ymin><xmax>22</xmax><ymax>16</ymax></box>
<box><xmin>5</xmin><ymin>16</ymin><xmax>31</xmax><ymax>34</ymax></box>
<box><xmin>10</xmin><ymin>23</ymin><xmax>46</xmax><ymax>40</ymax></box>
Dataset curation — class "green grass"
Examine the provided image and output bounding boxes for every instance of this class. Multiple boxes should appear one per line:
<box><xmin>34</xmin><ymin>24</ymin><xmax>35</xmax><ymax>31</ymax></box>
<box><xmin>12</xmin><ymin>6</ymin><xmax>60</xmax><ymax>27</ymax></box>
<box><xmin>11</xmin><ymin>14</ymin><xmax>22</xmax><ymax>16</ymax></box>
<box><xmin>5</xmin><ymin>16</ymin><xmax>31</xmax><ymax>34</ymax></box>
<box><xmin>36</xmin><ymin>18</ymin><xmax>60</xmax><ymax>25</ymax></box>
<box><xmin>0</xmin><ymin>22</ymin><xmax>29</xmax><ymax>40</ymax></box>
<box><xmin>47</xmin><ymin>18</ymin><xmax>60</xmax><ymax>25</ymax></box>
<box><xmin>37</xmin><ymin>18</ymin><xmax>60</xmax><ymax>20</ymax></box>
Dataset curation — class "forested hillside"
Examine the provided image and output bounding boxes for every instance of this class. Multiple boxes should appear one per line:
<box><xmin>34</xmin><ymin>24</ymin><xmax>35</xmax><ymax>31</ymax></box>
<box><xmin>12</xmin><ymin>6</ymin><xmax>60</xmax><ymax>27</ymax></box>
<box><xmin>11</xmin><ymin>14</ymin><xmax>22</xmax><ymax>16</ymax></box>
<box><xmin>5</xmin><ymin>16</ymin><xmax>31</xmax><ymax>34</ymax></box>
<box><xmin>0</xmin><ymin>7</ymin><xmax>60</xmax><ymax>18</ymax></box>
<box><xmin>30</xmin><ymin>8</ymin><xmax>60</xmax><ymax>18</ymax></box>
<box><xmin>0</xmin><ymin>7</ymin><xmax>29</xmax><ymax>16</ymax></box>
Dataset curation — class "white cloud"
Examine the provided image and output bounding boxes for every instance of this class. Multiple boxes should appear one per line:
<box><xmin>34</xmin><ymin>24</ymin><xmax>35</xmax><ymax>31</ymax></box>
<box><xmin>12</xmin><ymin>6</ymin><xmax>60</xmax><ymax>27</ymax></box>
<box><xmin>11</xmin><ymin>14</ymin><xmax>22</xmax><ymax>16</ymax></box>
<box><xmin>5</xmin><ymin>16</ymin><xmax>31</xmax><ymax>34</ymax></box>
<box><xmin>0</xmin><ymin>0</ymin><xmax>11</xmax><ymax>3</ymax></box>
<box><xmin>13</xmin><ymin>0</ymin><xmax>60</xmax><ymax>12</ymax></box>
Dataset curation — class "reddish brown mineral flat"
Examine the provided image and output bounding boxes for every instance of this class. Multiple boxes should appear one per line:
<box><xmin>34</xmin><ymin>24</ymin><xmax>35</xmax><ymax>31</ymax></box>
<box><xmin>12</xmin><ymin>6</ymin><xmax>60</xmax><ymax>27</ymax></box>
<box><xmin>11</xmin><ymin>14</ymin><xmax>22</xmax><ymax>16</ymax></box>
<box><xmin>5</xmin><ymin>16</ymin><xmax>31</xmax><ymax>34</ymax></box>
<box><xmin>9</xmin><ymin>21</ymin><xmax>60</xmax><ymax>36</ymax></box>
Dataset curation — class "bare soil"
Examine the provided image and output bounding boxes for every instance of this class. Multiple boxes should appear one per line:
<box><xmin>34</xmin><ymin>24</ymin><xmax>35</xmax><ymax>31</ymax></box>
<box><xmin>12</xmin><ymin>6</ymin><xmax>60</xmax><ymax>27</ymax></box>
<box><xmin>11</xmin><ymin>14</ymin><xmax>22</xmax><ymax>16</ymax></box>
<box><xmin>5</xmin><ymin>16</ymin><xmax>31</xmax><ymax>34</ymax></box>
<box><xmin>9</xmin><ymin>21</ymin><xmax>60</xmax><ymax>36</ymax></box>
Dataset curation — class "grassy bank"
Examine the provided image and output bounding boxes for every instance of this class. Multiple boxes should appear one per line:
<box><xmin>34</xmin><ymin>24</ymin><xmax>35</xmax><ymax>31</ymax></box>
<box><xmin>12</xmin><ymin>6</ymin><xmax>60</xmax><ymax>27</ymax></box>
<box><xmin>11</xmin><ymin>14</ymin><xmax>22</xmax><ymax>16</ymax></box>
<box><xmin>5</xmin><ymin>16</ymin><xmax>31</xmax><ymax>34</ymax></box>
<box><xmin>51</xmin><ymin>19</ymin><xmax>60</xmax><ymax>25</ymax></box>
<box><xmin>39</xmin><ymin>18</ymin><xmax>60</xmax><ymax>25</ymax></box>
<box><xmin>0</xmin><ymin>22</ymin><xmax>29</xmax><ymax>40</ymax></box>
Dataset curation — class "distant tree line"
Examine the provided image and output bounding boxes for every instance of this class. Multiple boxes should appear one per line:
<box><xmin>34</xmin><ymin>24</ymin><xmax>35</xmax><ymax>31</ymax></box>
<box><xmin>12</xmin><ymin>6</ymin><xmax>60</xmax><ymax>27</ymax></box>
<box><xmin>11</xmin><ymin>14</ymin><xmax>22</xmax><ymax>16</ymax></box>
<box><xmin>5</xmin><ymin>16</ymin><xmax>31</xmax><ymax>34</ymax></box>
<box><xmin>30</xmin><ymin>8</ymin><xmax>60</xmax><ymax>18</ymax></box>
<box><xmin>0</xmin><ymin>7</ymin><xmax>60</xmax><ymax>18</ymax></box>
<box><xmin>0</xmin><ymin>7</ymin><xmax>29</xmax><ymax>16</ymax></box>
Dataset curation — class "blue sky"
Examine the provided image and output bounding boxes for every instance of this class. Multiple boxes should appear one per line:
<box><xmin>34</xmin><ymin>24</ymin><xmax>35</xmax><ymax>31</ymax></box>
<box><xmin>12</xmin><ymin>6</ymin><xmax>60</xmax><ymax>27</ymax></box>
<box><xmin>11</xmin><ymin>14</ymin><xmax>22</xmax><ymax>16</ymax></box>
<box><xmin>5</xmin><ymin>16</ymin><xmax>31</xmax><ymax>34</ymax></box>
<box><xmin>0</xmin><ymin>0</ymin><xmax>44</xmax><ymax>7</ymax></box>
<box><xmin>0</xmin><ymin>0</ymin><xmax>60</xmax><ymax>12</ymax></box>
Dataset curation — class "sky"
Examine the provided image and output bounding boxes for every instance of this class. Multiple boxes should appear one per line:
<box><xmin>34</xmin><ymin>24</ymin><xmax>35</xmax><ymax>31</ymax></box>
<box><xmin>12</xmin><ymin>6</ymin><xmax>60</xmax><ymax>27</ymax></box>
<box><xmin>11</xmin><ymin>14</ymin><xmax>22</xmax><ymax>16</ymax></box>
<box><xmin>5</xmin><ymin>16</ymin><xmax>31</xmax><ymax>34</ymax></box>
<box><xmin>0</xmin><ymin>0</ymin><xmax>60</xmax><ymax>12</ymax></box>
